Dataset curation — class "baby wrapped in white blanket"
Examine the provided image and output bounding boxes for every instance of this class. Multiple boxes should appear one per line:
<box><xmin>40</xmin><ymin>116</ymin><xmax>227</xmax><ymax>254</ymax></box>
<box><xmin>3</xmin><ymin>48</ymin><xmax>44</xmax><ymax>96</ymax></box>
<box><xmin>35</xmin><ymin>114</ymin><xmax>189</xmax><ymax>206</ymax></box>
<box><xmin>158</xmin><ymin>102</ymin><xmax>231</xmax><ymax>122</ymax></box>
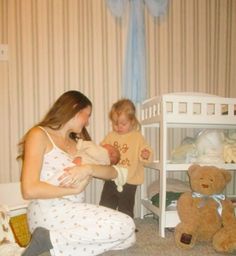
<box><xmin>49</xmin><ymin>140</ymin><xmax>128</xmax><ymax>192</ymax></box>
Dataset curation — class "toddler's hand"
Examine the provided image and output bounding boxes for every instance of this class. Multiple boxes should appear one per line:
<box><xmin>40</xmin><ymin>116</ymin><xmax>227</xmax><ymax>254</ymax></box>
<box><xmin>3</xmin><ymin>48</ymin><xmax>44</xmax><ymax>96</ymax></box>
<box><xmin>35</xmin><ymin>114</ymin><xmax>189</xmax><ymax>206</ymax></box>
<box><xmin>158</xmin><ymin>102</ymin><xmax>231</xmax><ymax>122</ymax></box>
<box><xmin>141</xmin><ymin>148</ymin><xmax>151</xmax><ymax>160</ymax></box>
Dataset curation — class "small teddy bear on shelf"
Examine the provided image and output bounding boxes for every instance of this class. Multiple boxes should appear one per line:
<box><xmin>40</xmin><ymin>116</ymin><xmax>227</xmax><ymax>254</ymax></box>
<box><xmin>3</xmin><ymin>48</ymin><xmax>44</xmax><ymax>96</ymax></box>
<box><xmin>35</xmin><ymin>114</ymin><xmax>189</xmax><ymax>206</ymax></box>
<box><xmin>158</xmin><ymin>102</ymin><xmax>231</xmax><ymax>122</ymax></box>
<box><xmin>174</xmin><ymin>164</ymin><xmax>236</xmax><ymax>254</ymax></box>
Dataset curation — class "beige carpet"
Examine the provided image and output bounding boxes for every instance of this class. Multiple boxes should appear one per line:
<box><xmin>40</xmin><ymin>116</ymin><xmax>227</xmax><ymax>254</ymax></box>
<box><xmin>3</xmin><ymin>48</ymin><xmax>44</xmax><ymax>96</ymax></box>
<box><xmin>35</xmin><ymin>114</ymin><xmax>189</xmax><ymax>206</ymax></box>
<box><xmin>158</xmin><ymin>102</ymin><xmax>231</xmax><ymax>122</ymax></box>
<box><xmin>101</xmin><ymin>216</ymin><xmax>231</xmax><ymax>256</ymax></box>
<box><xmin>39</xmin><ymin>216</ymin><xmax>233</xmax><ymax>256</ymax></box>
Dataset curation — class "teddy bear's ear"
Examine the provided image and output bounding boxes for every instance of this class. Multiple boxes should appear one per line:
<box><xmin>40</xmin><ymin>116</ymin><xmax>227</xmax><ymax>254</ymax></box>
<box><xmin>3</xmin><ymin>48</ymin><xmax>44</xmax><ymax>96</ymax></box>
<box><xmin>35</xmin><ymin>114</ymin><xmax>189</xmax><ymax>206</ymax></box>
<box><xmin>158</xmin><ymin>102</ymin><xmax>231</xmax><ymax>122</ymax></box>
<box><xmin>188</xmin><ymin>164</ymin><xmax>200</xmax><ymax>176</ymax></box>
<box><xmin>221</xmin><ymin>169</ymin><xmax>232</xmax><ymax>184</ymax></box>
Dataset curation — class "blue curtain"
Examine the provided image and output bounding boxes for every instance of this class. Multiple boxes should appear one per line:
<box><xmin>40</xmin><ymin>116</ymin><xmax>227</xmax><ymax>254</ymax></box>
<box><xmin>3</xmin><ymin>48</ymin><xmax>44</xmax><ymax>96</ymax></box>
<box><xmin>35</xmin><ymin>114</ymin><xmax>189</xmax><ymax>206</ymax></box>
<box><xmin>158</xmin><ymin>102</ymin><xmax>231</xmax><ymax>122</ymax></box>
<box><xmin>106</xmin><ymin>0</ymin><xmax>168</xmax><ymax>103</ymax></box>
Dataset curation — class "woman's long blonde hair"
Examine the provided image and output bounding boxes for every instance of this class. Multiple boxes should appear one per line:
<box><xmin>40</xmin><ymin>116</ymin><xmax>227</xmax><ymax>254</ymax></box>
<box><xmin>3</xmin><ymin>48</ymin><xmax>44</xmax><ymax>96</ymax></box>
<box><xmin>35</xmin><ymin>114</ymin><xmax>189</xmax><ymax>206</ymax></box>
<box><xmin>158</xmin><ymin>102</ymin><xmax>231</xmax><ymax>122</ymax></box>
<box><xmin>18</xmin><ymin>90</ymin><xmax>92</xmax><ymax>159</ymax></box>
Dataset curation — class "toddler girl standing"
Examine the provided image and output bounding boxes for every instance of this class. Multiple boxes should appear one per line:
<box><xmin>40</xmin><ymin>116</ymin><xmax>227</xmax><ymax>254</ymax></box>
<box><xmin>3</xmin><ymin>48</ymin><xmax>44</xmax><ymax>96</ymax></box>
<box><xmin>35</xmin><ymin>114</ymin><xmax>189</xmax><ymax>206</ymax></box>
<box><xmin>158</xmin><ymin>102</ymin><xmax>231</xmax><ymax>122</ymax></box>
<box><xmin>99</xmin><ymin>99</ymin><xmax>153</xmax><ymax>218</ymax></box>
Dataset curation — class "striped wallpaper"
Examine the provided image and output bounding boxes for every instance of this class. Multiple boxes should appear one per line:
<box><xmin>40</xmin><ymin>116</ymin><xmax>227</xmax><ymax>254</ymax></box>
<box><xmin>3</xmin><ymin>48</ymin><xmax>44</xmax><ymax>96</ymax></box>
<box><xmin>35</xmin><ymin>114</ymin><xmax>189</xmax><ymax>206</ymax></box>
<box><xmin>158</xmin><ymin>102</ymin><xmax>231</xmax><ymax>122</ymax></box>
<box><xmin>0</xmin><ymin>0</ymin><xmax>235</xmax><ymax>217</ymax></box>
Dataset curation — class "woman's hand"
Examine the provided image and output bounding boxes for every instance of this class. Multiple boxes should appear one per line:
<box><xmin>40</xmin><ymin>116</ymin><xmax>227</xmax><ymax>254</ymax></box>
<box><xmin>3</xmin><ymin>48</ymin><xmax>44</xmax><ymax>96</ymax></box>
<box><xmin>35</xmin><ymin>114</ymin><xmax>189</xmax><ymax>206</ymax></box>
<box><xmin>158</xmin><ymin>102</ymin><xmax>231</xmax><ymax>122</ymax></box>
<box><xmin>57</xmin><ymin>164</ymin><xmax>119</xmax><ymax>189</ymax></box>
<box><xmin>72</xmin><ymin>175</ymin><xmax>92</xmax><ymax>190</ymax></box>
<box><xmin>59</xmin><ymin>164</ymin><xmax>93</xmax><ymax>187</ymax></box>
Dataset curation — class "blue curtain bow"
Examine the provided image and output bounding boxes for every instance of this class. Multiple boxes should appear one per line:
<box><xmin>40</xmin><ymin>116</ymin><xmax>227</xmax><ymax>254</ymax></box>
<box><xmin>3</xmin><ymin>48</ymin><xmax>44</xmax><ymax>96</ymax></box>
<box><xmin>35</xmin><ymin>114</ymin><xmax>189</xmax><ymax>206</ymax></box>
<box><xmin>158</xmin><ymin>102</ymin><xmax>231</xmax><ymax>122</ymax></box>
<box><xmin>106</xmin><ymin>0</ymin><xmax>168</xmax><ymax>103</ymax></box>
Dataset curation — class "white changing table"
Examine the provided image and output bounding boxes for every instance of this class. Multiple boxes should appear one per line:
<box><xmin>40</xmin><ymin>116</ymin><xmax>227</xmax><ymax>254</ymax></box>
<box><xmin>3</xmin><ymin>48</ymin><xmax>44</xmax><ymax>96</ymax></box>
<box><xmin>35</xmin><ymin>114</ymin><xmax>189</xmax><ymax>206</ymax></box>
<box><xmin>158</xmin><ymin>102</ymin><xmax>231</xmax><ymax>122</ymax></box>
<box><xmin>140</xmin><ymin>93</ymin><xmax>236</xmax><ymax>237</ymax></box>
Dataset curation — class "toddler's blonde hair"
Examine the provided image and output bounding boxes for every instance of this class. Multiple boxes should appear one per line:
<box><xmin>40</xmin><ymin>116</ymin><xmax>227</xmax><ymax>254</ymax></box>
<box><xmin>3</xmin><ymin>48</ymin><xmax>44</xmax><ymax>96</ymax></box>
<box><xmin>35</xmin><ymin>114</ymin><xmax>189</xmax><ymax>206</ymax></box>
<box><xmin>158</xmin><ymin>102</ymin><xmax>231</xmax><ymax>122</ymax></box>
<box><xmin>109</xmin><ymin>99</ymin><xmax>140</xmax><ymax>130</ymax></box>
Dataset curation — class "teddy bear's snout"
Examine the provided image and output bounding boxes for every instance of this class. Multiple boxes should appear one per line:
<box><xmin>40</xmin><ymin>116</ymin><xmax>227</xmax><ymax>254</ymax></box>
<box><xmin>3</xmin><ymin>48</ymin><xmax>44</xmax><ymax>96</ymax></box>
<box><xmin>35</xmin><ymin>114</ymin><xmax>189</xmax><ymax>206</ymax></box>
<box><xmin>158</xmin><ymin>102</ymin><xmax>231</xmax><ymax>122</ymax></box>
<box><xmin>201</xmin><ymin>184</ymin><xmax>209</xmax><ymax>188</ymax></box>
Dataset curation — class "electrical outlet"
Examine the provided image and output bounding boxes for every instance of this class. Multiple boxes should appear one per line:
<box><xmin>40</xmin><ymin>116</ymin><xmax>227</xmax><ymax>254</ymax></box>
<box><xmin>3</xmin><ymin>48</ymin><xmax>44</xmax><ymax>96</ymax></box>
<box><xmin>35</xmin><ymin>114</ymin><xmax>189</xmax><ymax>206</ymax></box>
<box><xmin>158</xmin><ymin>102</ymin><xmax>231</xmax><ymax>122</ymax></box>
<box><xmin>0</xmin><ymin>44</ymin><xmax>8</xmax><ymax>61</ymax></box>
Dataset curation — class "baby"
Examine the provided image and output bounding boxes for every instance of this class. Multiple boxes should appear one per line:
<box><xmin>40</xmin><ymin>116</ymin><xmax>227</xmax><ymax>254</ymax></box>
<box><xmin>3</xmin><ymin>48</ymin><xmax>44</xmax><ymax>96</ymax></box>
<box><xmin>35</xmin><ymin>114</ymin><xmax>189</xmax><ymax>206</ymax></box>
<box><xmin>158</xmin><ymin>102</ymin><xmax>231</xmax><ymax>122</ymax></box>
<box><xmin>48</xmin><ymin>140</ymin><xmax>127</xmax><ymax>192</ymax></box>
<box><xmin>73</xmin><ymin>140</ymin><xmax>120</xmax><ymax>165</ymax></box>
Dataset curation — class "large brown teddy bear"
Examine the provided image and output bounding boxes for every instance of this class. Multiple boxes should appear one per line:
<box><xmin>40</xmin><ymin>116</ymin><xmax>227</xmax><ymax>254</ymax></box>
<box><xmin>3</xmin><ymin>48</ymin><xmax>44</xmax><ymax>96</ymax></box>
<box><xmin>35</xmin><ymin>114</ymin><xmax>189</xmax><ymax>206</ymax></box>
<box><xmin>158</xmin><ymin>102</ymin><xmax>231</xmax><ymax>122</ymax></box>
<box><xmin>174</xmin><ymin>164</ymin><xmax>236</xmax><ymax>253</ymax></box>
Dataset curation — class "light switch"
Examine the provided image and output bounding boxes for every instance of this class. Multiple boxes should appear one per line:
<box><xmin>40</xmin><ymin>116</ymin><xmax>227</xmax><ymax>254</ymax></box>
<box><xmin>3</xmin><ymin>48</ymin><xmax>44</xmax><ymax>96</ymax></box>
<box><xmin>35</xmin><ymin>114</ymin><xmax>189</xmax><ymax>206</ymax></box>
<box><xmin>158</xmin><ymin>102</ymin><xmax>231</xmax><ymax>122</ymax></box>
<box><xmin>0</xmin><ymin>44</ymin><xmax>8</xmax><ymax>61</ymax></box>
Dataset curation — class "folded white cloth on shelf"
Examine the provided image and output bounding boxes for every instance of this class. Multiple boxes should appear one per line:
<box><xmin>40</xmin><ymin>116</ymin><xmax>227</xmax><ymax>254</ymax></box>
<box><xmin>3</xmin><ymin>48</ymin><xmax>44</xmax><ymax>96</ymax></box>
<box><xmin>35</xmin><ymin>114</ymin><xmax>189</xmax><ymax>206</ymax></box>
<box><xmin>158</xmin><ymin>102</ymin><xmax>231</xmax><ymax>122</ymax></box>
<box><xmin>196</xmin><ymin>130</ymin><xmax>225</xmax><ymax>164</ymax></box>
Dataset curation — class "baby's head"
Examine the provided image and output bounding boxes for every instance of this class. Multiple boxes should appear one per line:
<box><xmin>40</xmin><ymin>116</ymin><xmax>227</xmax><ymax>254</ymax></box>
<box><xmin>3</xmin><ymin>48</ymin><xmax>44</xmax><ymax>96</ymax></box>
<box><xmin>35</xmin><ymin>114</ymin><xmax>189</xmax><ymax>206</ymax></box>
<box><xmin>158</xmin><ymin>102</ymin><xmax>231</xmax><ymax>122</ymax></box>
<box><xmin>102</xmin><ymin>144</ymin><xmax>120</xmax><ymax>165</ymax></box>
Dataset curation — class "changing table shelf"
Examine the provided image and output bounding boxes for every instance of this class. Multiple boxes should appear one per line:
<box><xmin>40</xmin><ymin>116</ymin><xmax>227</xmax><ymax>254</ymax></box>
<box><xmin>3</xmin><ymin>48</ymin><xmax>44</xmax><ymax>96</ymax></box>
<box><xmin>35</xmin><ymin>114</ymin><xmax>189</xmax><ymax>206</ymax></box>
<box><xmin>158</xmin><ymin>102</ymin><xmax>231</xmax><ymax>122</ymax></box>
<box><xmin>145</xmin><ymin>161</ymin><xmax>236</xmax><ymax>171</ymax></box>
